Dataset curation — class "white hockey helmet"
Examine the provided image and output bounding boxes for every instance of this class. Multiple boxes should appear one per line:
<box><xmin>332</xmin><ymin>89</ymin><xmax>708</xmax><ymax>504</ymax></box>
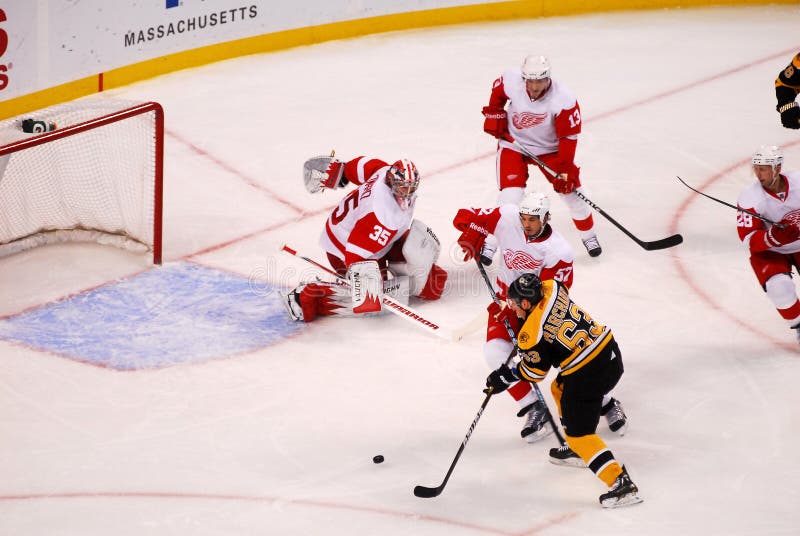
<box><xmin>386</xmin><ymin>158</ymin><xmax>420</xmax><ymax>209</ymax></box>
<box><xmin>519</xmin><ymin>191</ymin><xmax>551</xmax><ymax>218</ymax></box>
<box><xmin>752</xmin><ymin>145</ymin><xmax>783</xmax><ymax>167</ymax></box>
<box><xmin>521</xmin><ymin>55</ymin><xmax>552</xmax><ymax>80</ymax></box>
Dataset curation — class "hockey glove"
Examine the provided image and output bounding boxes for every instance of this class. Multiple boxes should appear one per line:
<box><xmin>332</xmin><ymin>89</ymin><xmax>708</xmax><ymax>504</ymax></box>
<box><xmin>457</xmin><ymin>225</ymin><xmax>489</xmax><ymax>262</ymax></box>
<box><xmin>487</xmin><ymin>300</ymin><xmax>517</xmax><ymax>326</ymax></box>
<box><xmin>484</xmin><ymin>364</ymin><xmax>518</xmax><ymax>394</ymax></box>
<box><xmin>482</xmin><ymin>106</ymin><xmax>511</xmax><ymax>141</ymax></box>
<box><xmin>767</xmin><ymin>221</ymin><xmax>800</xmax><ymax>247</ymax></box>
<box><xmin>777</xmin><ymin>102</ymin><xmax>800</xmax><ymax>130</ymax></box>
<box><xmin>551</xmin><ymin>172</ymin><xmax>577</xmax><ymax>194</ymax></box>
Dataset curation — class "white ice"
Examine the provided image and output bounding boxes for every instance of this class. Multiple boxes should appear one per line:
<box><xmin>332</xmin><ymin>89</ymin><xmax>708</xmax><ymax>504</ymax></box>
<box><xmin>2</xmin><ymin>5</ymin><xmax>800</xmax><ymax>535</ymax></box>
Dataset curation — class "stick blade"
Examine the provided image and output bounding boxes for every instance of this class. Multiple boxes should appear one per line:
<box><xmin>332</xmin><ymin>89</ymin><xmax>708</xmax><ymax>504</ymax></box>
<box><xmin>413</xmin><ymin>485</ymin><xmax>442</xmax><ymax>498</ymax></box>
<box><xmin>642</xmin><ymin>233</ymin><xmax>683</xmax><ymax>251</ymax></box>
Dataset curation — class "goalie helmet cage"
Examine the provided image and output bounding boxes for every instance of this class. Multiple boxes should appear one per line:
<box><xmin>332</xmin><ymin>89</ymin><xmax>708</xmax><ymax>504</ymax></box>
<box><xmin>0</xmin><ymin>99</ymin><xmax>164</xmax><ymax>264</ymax></box>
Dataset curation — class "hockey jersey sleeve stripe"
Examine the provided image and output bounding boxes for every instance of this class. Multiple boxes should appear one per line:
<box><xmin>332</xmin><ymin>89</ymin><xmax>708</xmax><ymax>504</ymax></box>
<box><xmin>517</xmin><ymin>363</ymin><xmax>548</xmax><ymax>383</ymax></box>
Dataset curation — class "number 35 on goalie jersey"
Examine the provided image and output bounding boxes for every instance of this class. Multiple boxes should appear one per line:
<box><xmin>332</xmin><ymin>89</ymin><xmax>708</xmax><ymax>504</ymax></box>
<box><xmin>516</xmin><ymin>280</ymin><xmax>612</xmax><ymax>382</ymax></box>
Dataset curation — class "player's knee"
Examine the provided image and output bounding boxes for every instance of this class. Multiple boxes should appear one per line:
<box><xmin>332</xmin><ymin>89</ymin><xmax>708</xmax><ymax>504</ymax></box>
<box><xmin>484</xmin><ymin>338</ymin><xmax>513</xmax><ymax>369</ymax></box>
<box><xmin>765</xmin><ymin>273</ymin><xmax>799</xmax><ymax>309</ymax></box>
<box><xmin>497</xmin><ymin>186</ymin><xmax>524</xmax><ymax>205</ymax></box>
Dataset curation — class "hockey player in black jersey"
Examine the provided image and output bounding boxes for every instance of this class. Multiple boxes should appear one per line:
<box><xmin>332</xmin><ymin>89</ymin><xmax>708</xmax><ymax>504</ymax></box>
<box><xmin>485</xmin><ymin>273</ymin><xmax>642</xmax><ymax>508</ymax></box>
<box><xmin>776</xmin><ymin>53</ymin><xmax>800</xmax><ymax>130</ymax></box>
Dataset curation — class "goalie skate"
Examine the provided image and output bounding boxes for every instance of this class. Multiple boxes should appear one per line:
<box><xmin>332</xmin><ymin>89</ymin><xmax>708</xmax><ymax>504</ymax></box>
<box><xmin>283</xmin><ymin>289</ymin><xmax>304</xmax><ymax>322</ymax></box>
<box><xmin>599</xmin><ymin>466</ymin><xmax>642</xmax><ymax>508</ymax></box>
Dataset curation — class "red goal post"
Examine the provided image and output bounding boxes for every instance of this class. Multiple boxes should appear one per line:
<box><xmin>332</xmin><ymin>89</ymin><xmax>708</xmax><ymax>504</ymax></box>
<box><xmin>0</xmin><ymin>99</ymin><xmax>164</xmax><ymax>264</ymax></box>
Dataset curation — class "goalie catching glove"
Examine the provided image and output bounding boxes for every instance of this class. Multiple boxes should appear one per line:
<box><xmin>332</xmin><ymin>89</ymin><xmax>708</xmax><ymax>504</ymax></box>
<box><xmin>303</xmin><ymin>155</ymin><xmax>348</xmax><ymax>193</ymax></box>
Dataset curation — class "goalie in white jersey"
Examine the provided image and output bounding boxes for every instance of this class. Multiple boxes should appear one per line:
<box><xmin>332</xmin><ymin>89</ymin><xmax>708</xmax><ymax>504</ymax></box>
<box><xmin>482</xmin><ymin>55</ymin><xmax>601</xmax><ymax>257</ymax></box>
<box><xmin>737</xmin><ymin>145</ymin><xmax>800</xmax><ymax>343</ymax></box>
<box><xmin>284</xmin><ymin>154</ymin><xmax>448</xmax><ymax>322</ymax></box>
<box><xmin>453</xmin><ymin>192</ymin><xmax>627</xmax><ymax>442</ymax></box>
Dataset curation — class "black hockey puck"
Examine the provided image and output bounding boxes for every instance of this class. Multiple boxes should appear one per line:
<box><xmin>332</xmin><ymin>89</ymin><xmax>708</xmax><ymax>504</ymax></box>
<box><xmin>372</xmin><ymin>455</ymin><xmax>384</xmax><ymax>464</ymax></box>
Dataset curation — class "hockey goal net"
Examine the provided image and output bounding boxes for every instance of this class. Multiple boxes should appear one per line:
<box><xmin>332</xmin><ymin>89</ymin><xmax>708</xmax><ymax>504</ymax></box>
<box><xmin>0</xmin><ymin>98</ymin><xmax>163</xmax><ymax>264</ymax></box>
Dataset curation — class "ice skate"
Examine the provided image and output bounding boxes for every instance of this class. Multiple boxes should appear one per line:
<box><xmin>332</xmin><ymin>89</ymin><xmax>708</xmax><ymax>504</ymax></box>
<box><xmin>548</xmin><ymin>444</ymin><xmax>586</xmax><ymax>467</ymax></box>
<box><xmin>601</xmin><ymin>397</ymin><xmax>627</xmax><ymax>435</ymax></box>
<box><xmin>599</xmin><ymin>466</ymin><xmax>642</xmax><ymax>508</ymax></box>
<box><xmin>283</xmin><ymin>288</ymin><xmax>304</xmax><ymax>322</ymax></box>
<box><xmin>582</xmin><ymin>235</ymin><xmax>602</xmax><ymax>257</ymax></box>
<box><xmin>518</xmin><ymin>401</ymin><xmax>552</xmax><ymax>443</ymax></box>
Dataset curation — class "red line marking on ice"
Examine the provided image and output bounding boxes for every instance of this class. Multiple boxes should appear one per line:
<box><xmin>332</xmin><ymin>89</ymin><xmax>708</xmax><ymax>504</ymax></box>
<box><xmin>670</xmin><ymin>139</ymin><xmax>800</xmax><ymax>352</ymax></box>
<box><xmin>0</xmin><ymin>490</ymin><xmax>574</xmax><ymax>535</ymax></box>
<box><xmin>166</xmin><ymin>128</ymin><xmax>305</xmax><ymax>214</ymax></box>
<box><xmin>588</xmin><ymin>47</ymin><xmax>800</xmax><ymax>122</ymax></box>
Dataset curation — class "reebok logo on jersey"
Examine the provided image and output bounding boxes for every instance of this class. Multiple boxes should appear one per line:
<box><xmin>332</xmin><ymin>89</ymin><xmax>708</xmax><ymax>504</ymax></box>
<box><xmin>512</xmin><ymin>112</ymin><xmax>547</xmax><ymax>129</ymax></box>
<box><xmin>503</xmin><ymin>250</ymin><xmax>543</xmax><ymax>271</ymax></box>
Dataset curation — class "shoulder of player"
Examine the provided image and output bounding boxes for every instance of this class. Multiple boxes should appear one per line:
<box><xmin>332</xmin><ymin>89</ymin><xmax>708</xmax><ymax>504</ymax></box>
<box><xmin>737</xmin><ymin>181</ymin><xmax>766</xmax><ymax>207</ymax></box>
<box><xmin>548</xmin><ymin>79</ymin><xmax>578</xmax><ymax>109</ymax></box>
<box><xmin>785</xmin><ymin>170</ymin><xmax>800</xmax><ymax>184</ymax></box>
<box><xmin>542</xmin><ymin>229</ymin><xmax>576</xmax><ymax>261</ymax></box>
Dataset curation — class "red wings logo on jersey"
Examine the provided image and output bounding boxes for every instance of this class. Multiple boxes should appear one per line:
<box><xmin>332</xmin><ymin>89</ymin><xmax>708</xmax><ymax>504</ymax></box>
<box><xmin>512</xmin><ymin>112</ymin><xmax>547</xmax><ymax>129</ymax></box>
<box><xmin>503</xmin><ymin>250</ymin><xmax>543</xmax><ymax>271</ymax></box>
<box><xmin>782</xmin><ymin>208</ymin><xmax>800</xmax><ymax>225</ymax></box>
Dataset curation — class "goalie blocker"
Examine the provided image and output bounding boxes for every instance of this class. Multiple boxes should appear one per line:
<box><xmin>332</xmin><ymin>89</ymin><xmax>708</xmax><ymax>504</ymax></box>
<box><xmin>284</xmin><ymin>220</ymin><xmax>447</xmax><ymax>322</ymax></box>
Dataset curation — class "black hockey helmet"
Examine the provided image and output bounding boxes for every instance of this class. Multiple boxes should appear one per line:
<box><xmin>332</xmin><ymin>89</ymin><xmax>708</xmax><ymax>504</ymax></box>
<box><xmin>507</xmin><ymin>273</ymin><xmax>543</xmax><ymax>306</ymax></box>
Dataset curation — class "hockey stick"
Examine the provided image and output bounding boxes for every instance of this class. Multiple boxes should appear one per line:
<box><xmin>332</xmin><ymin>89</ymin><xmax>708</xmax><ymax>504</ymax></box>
<box><xmin>510</xmin><ymin>140</ymin><xmax>683</xmax><ymax>251</ymax></box>
<box><xmin>676</xmin><ymin>175</ymin><xmax>782</xmax><ymax>227</ymax></box>
<box><xmin>413</xmin><ymin>348</ymin><xmax>516</xmax><ymax>499</ymax></box>
<box><xmin>474</xmin><ymin>260</ymin><xmax>567</xmax><ymax>447</ymax></box>
<box><xmin>280</xmin><ymin>244</ymin><xmax>455</xmax><ymax>341</ymax></box>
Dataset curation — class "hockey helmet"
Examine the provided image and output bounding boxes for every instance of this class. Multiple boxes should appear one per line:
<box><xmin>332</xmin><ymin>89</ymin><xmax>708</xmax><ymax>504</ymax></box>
<box><xmin>507</xmin><ymin>273</ymin><xmax>543</xmax><ymax>306</ymax></box>
<box><xmin>387</xmin><ymin>158</ymin><xmax>420</xmax><ymax>209</ymax></box>
<box><xmin>521</xmin><ymin>55</ymin><xmax>552</xmax><ymax>80</ymax></box>
<box><xmin>752</xmin><ymin>145</ymin><xmax>783</xmax><ymax>167</ymax></box>
<box><xmin>519</xmin><ymin>192</ymin><xmax>551</xmax><ymax>218</ymax></box>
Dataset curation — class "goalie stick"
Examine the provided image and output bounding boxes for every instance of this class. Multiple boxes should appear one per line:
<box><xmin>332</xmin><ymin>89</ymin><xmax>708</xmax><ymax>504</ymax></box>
<box><xmin>676</xmin><ymin>175</ymin><xmax>782</xmax><ymax>227</ymax></box>
<box><xmin>474</xmin><ymin>260</ymin><xmax>567</xmax><ymax>447</ymax></box>
<box><xmin>510</xmin><ymin>140</ymin><xmax>684</xmax><ymax>251</ymax></box>
<box><xmin>280</xmin><ymin>244</ymin><xmax>456</xmax><ymax>341</ymax></box>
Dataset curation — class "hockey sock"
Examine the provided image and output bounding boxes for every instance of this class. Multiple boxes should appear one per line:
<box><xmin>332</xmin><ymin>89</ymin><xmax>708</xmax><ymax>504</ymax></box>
<box><xmin>567</xmin><ymin>434</ymin><xmax>623</xmax><ymax>487</ymax></box>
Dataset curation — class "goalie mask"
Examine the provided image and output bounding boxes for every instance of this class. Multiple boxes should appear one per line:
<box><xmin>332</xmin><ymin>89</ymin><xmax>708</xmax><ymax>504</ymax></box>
<box><xmin>386</xmin><ymin>159</ymin><xmax>420</xmax><ymax>210</ymax></box>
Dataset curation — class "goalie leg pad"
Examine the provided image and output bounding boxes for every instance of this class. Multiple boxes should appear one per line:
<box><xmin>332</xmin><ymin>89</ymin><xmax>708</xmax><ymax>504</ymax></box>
<box><xmin>417</xmin><ymin>264</ymin><xmax>447</xmax><ymax>300</ymax></box>
<box><xmin>348</xmin><ymin>260</ymin><xmax>383</xmax><ymax>314</ymax></box>
<box><xmin>389</xmin><ymin>219</ymin><xmax>444</xmax><ymax>298</ymax></box>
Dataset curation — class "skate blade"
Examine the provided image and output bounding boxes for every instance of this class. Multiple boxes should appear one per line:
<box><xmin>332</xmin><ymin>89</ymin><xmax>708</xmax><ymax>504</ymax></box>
<box><xmin>549</xmin><ymin>457</ymin><xmax>587</xmax><ymax>468</ymax></box>
<box><xmin>523</xmin><ymin>427</ymin><xmax>554</xmax><ymax>444</ymax></box>
<box><xmin>601</xmin><ymin>492</ymin><xmax>643</xmax><ymax>508</ymax></box>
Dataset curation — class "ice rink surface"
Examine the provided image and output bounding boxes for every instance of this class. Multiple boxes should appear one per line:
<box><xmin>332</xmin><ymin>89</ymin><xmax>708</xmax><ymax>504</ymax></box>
<box><xmin>2</xmin><ymin>5</ymin><xmax>800</xmax><ymax>534</ymax></box>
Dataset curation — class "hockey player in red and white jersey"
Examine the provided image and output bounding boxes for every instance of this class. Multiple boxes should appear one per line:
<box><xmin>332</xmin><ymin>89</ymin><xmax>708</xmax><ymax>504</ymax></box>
<box><xmin>737</xmin><ymin>145</ymin><xmax>800</xmax><ymax>342</ymax></box>
<box><xmin>453</xmin><ymin>192</ymin><xmax>628</xmax><ymax>442</ymax></box>
<box><xmin>284</xmin><ymin>155</ymin><xmax>448</xmax><ymax>322</ymax></box>
<box><xmin>482</xmin><ymin>55</ymin><xmax>602</xmax><ymax>258</ymax></box>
